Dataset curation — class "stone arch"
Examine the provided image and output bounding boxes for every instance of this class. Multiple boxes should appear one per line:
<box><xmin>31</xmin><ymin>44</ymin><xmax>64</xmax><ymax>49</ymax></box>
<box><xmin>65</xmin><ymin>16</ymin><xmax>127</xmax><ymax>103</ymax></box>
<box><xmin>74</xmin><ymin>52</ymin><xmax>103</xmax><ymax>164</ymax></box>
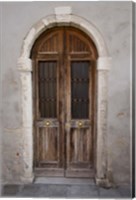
<box><xmin>18</xmin><ymin>7</ymin><xmax>112</xmax><ymax>187</ymax></box>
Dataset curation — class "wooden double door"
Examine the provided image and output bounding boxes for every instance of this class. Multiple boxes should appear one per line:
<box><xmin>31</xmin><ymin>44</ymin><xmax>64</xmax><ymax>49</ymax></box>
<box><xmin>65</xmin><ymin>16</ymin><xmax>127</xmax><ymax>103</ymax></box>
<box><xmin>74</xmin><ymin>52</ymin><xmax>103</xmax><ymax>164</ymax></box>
<box><xmin>32</xmin><ymin>27</ymin><xmax>97</xmax><ymax>178</ymax></box>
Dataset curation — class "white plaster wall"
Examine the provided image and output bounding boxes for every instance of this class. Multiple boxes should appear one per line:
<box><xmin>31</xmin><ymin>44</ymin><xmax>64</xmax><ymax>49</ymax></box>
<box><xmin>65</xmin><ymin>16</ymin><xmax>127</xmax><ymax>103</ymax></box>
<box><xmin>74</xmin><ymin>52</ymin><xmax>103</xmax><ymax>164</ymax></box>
<box><xmin>1</xmin><ymin>1</ymin><xmax>132</xmax><ymax>185</ymax></box>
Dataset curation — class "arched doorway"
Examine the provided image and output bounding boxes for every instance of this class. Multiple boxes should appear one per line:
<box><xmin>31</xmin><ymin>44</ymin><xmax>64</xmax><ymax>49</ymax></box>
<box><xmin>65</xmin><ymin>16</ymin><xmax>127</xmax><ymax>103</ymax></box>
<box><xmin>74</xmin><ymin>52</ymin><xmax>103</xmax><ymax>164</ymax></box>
<box><xmin>31</xmin><ymin>27</ymin><xmax>98</xmax><ymax>177</ymax></box>
<box><xmin>18</xmin><ymin>8</ymin><xmax>111</xmax><ymax>186</ymax></box>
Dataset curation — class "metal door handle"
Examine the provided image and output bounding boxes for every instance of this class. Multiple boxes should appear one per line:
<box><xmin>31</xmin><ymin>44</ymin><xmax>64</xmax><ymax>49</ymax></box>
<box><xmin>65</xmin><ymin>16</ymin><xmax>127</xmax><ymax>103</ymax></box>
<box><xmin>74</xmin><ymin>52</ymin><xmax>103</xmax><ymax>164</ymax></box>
<box><xmin>78</xmin><ymin>121</ymin><xmax>83</xmax><ymax>128</ymax></box>
<box><xmin>45</xmin><ymin>121</ymin><xmax>50</xmax><ymax>126</ymax></box>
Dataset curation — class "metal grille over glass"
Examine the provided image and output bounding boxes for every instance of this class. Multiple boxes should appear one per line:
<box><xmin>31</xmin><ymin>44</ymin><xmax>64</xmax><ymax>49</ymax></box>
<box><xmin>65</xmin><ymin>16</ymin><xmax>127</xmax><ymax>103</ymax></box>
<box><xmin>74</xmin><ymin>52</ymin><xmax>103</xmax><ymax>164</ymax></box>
<box><xmin>71</xmin><ymin>61</ymin><xmax>90</xmax><ymax>119</ymax></box>
<box><xmin>38</xmin><ymin>61</ymin><xmax>57</xmax><ymax>118</ymax></box>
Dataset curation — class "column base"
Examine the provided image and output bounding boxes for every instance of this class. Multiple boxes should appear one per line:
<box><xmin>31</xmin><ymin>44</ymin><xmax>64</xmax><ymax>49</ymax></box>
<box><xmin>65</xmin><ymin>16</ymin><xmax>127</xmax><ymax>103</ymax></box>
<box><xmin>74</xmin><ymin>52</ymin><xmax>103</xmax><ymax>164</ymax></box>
<box><xmin>21</xmin><ymin>173</ymin><xmax>34</xmax><ymax>184</ymax></box>
<box><xmin>95</xmin><ymin>177</ymin><xmax>113</xmax><ymax>188</ymax></box>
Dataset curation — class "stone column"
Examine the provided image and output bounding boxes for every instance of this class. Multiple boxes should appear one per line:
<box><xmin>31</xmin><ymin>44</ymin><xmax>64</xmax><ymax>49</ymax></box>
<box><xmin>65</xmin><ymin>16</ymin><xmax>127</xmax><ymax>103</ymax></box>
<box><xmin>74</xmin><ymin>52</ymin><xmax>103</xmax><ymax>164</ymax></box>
<box><xmin>18</xmin><ymin>57</ymin><xmax>34</xmax><ymax>183</ymax></box>
<box><xmin>96</xmin><ymin>57</ymin><xmax>111</xmax><ymax>187</ymax></box>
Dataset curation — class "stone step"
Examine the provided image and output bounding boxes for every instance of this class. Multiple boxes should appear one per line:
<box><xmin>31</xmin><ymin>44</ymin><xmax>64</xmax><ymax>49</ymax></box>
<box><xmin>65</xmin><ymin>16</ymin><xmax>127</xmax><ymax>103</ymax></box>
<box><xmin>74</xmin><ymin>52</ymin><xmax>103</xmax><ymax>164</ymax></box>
<box><xmin>34</xmin><ymin>177</ymin><xmax>95</xmax><ymax>185</ymax></box>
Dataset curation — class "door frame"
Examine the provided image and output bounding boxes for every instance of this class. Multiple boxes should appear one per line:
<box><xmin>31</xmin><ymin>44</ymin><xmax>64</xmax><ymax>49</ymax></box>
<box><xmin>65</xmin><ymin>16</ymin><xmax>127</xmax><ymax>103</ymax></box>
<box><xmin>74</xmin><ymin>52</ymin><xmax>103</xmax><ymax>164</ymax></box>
<box><xmin>17</xmin><ymin>7</ymin><xmax>112</xmax><ymax>187</ymax></box>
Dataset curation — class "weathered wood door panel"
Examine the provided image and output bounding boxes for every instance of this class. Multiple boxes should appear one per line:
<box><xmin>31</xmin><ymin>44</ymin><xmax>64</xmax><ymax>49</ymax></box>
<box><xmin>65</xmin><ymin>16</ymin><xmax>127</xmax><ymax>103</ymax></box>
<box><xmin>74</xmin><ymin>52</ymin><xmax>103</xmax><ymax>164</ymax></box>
<box><xmin>35</xmin><ymin>60</ymin><xmax>64</xmax><ymax>176</ymax></box>
<box><xmin>31</xmin><ymin>27</ymin><xmax>97</xmax><ymax>177</ymax></box>
<box><xmin>66</xmin><ymin>58</ymin><xmax>93</xmax><ymax>177</ymax></box>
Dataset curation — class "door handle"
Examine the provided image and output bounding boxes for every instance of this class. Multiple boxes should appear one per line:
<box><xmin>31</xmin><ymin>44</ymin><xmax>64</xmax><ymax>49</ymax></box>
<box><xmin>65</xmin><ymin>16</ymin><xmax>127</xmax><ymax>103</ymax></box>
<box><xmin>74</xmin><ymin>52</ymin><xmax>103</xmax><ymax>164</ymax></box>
<box><xmin>78</xmin><ymin>121</ymin><xmax>83</xmax><ymax>128</ymax></box>
<box><xmin>44</xmin><ymin>121</ymin><xmax>50</xmax><ymax>126</ymax></box>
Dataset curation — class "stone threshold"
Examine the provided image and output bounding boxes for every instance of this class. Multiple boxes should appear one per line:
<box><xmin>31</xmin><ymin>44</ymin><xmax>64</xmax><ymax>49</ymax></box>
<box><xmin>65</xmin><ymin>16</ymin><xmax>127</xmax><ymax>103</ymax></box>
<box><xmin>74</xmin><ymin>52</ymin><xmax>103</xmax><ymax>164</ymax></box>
<box><xmin>34</xmin><ymin>177</ymin><xmax>95</xmax><ymax>185</ymax></box>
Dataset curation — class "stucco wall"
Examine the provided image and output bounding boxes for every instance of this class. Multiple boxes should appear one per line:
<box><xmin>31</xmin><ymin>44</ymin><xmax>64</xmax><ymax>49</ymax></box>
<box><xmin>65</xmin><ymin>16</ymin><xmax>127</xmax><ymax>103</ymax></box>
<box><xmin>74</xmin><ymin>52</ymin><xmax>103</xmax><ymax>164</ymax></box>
<box><xmin>1</xmin><ymin>1</ymin><xmax>132</xmax><ymax>185</ymax></box>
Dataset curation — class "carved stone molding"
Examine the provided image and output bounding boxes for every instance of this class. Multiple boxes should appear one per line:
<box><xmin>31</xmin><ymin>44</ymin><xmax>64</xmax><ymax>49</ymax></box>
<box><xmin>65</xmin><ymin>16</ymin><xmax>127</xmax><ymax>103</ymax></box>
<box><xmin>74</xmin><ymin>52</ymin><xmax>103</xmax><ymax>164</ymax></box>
<box><xmin>18</xmin><ymin>8</ymin><xmax>111</xmax><ymax>186</ymax></box>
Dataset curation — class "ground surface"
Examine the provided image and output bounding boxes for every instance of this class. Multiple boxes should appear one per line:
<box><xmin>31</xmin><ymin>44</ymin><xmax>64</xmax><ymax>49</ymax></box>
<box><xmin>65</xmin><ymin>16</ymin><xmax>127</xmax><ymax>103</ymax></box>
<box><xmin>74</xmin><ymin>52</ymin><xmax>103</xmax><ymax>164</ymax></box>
<box><xmin>2</xmin><ymin>178</ymin><xmax>131</xmax><ymax>198</ymax></box>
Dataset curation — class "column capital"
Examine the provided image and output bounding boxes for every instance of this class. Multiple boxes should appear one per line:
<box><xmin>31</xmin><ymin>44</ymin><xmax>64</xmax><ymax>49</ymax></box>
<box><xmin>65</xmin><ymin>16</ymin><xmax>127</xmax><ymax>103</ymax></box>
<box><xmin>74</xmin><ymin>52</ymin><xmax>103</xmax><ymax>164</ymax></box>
<box><xmin>18</xmin><ymin>57</ymin><xmax>32</xmax><ymax>72</ymax></box>
<box><xmin>97</xmin><ymin>57</ymin><xmax>112</xmax><ymax>71</ymax></box>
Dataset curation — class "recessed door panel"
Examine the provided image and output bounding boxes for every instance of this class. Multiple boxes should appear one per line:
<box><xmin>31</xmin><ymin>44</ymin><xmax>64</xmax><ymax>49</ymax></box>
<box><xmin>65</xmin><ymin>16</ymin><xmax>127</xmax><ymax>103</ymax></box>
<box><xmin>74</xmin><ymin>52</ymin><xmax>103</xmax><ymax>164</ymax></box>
<box><xmin>38</xmin><ymin>127</ymin><xmax>58</xmax><ymax>164</ymax></box>
<box><xmin>70</xmin><ymin>127</ymin><xmax>92</xmax><ymax>164</ymax></box>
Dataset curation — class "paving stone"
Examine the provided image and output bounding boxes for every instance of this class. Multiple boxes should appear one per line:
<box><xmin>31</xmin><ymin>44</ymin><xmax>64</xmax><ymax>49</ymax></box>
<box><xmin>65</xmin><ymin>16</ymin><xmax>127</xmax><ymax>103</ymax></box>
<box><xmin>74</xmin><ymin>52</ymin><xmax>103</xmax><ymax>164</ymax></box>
<box><xmin>2</xmin><ymin>185</ymin><xmax>22</xmax><ymax>197</ymax></box>
<box><xmin>3</xmin><ymin>183</ymin><xmax>131</xmax><ymax>198</ymax></box>
<box><xmin>118</xmin><ymin>185</ymin><xmax>132</xmax><ymax>198</ymax></box>
<box><xmin>67</xmin><ymin>185</ymin><xmax>99</xmax><ymax>198</ymax></box>
<box><xmin>43</xmin><ymin>184</ymin><xmax>68</xmax><ymax>197</ymax></box>
<box><xmin>16</xmin><ymin>184</ymin><xmax>48</xmax><ymax>197</ymax></box>
<box><xmin>99</xmin><ymin>187</ymin><xmax>122</xmax><ymax>198</ymax></box>
<box><xmin>17</xmin><ymin>184</ymin><xmax>68</xmax><ymax>197</ymax></box>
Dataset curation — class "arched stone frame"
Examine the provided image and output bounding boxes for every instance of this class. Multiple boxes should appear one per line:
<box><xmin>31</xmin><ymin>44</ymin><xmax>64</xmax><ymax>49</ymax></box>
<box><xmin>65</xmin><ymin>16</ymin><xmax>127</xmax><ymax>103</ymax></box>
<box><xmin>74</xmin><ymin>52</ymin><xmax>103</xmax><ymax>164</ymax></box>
<box><xmin>17</xmin><ymin>7</ymin><xmax>112</xmax><ymax>187</ymax></box>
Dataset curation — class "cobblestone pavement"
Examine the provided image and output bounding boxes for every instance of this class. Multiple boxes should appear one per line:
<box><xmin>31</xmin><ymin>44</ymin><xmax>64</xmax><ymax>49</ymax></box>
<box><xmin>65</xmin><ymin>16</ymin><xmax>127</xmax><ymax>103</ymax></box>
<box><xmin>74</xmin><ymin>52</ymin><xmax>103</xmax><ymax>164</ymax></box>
<box><xmin>1</xmin><ymin>178</ymin><xmax>131</xmax><ymax>198</ymax></box>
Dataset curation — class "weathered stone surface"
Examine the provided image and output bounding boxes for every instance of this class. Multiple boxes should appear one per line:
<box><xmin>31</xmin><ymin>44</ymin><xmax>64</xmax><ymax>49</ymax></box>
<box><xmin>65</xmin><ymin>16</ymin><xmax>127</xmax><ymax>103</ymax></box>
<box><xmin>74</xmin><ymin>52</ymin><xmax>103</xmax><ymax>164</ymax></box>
<box><xmin>68</xmin><ymin>185</ymin><xmax>99</xmax><ymax>198</ymax></box>
<box><xmin>99</xmin><ymin>187</ymin><xmax>122</xmax><ymax>198</ymax></box>
<box><xmin>2</xmin><ymin>183</ymin><xmax>131</xmax><ymax>198</ymax></box>
<box><xmin>118</xmin><ymin>185</ymin><xmax>131</xmax><ymax>197</ymax></box>
<box><xmin>2</xmin><ymin>185</ymin><xmax>23</xmax><ymax>196</ymax></box>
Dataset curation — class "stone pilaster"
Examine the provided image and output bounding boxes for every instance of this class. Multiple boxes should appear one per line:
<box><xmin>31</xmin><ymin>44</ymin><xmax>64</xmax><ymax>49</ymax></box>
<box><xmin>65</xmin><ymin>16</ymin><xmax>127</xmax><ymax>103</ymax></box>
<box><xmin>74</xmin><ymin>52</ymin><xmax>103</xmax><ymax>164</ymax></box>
<box><xmin>95</xmin><ymin>57</ymin><xmax>112</xmax><ymax>187</ymax></box>
<box><xmin>18</xmin><ymin>58</ymin><xmax>34</xmax><ymax>183</ymax></box>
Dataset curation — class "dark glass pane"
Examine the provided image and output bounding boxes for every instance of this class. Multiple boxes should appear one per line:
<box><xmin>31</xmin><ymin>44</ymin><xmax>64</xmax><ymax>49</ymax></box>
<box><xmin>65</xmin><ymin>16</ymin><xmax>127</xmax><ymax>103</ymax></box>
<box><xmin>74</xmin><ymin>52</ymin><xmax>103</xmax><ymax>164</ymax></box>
<box><xmin>38</xmin><ymin>61</ymin><xmax>57</xmax><ymax>118</ymax></box>
<box><xmin>71</xmin><ymin>61</ymin><xmax>90</xmax><ymax>119</ymax></box>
